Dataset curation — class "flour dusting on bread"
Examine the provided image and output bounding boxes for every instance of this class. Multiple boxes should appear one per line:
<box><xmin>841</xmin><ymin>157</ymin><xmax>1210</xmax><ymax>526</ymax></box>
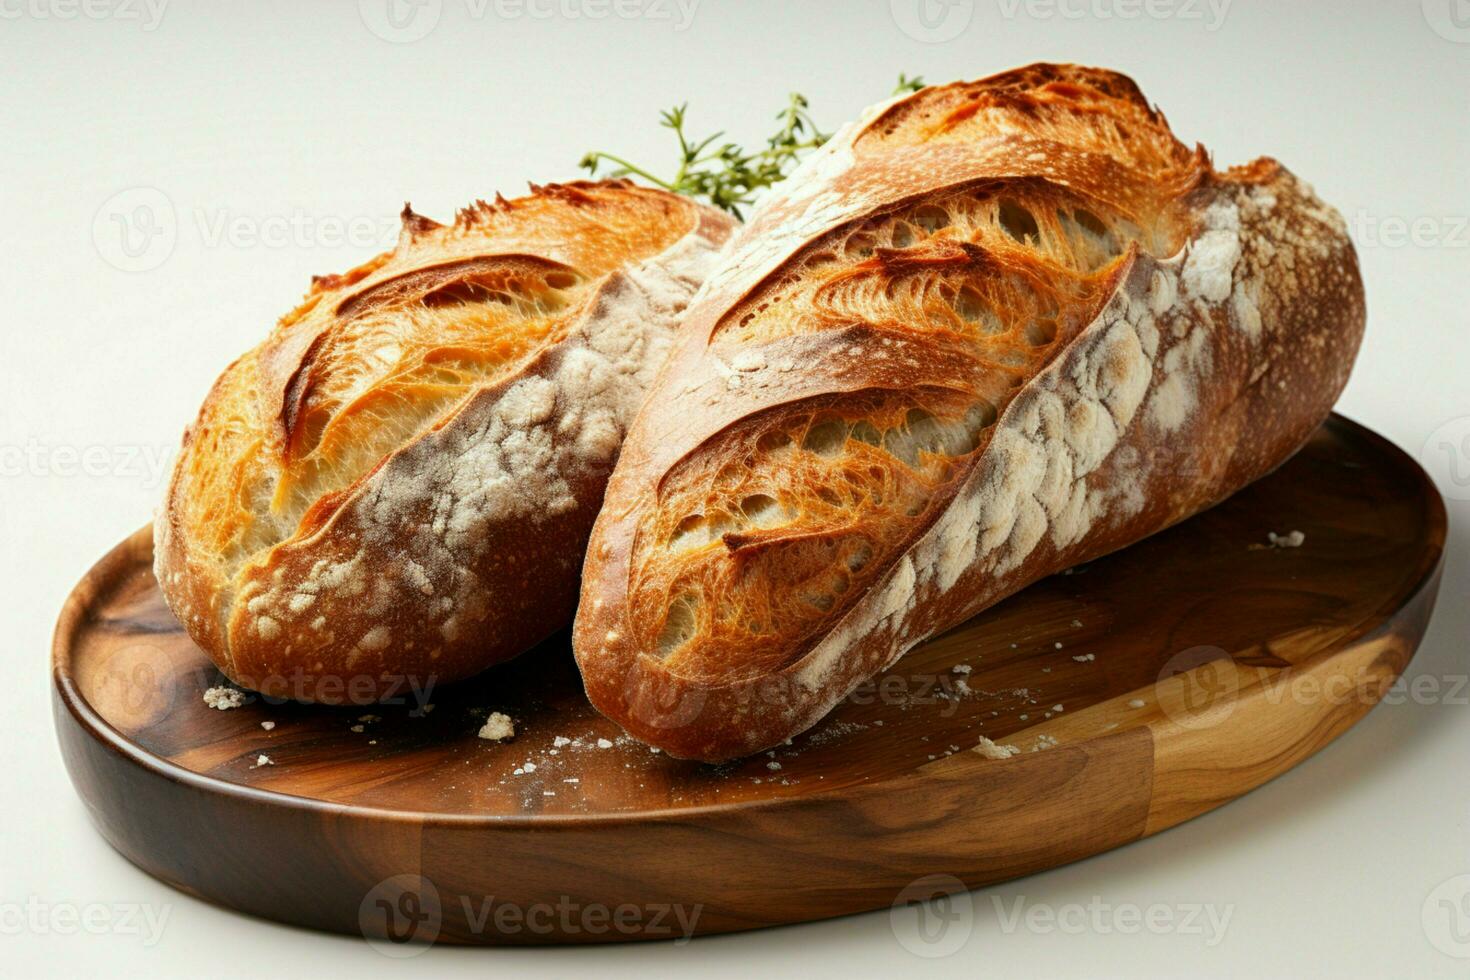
<box><xmin>574</xmin><ymin>64</ymin><xmax>1365</xmax><ymax>761</ymax></box>
<box><xmin>157</xmin><ymin>183</ymin><xmax>735</xmax><ymax>702</ymax></box>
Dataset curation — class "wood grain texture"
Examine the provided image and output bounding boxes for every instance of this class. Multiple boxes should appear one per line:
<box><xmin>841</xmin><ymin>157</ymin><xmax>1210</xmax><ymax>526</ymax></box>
<box><xmin>52</xmin><ymin>415</ymin><xmax>1445</xmax><ymax>944</ymax></box>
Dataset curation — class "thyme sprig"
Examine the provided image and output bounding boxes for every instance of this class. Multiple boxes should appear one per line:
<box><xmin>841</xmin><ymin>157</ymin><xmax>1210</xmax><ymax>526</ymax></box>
<box><xmin>893</xmin><ymin>73</ymin><xmax>927</xmax><ymax>95</ymax></box>
<box><xmin>579</xmin><ymin>75</ymin><xmax>926</xmax><ymax>219</ymax></box>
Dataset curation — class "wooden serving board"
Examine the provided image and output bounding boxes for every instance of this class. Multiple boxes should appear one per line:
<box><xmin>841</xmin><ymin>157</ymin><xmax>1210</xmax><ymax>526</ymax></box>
<box><xmin>53</xmin><ymin>415</ymin><xmax>1445</xmax><ymax>946</ymax></box>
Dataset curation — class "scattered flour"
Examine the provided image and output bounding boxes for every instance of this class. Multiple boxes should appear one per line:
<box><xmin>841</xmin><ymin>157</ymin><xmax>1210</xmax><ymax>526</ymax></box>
<box><xmin>1266</xmin><ymin>530</ymin><xmax>1305</xmax><ymax>549</ymax></box>
<box><xmin>478</xmin><ymin>712</ymin><xmax>515</xmax><ymax>741</ymax></box>
<box><xmin>1032</xmin><ymin>734</ymin><xmax>1060</xmax><ymax>752</ymax></box>
<box><xmin>203</xmin><ymin>686</ymin><xmax>245</xmax><ymax>710</ymax></box>
<box><xmin>974</xmin><ymin>736</ymin><xmax>1020</xmax><ymax>760</ymax></box>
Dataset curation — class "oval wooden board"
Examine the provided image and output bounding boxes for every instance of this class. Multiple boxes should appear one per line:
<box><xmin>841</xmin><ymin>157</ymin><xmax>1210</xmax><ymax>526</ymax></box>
<box><xmin>54</xmin><ymin>415</ymin><xmax>1446</xmax><ymax>945</ymax></box>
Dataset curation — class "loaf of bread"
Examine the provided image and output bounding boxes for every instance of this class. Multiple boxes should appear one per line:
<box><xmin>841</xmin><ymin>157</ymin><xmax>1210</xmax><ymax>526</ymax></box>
<box><xmin>573</xmin><ymin>64</ymin><xmax>1366</xmax><ymax>761</ymax></box>
<box><xmin>156</xmin><ymin>181</ymin><xmax>735</xmax><ymax>704</ymax></box>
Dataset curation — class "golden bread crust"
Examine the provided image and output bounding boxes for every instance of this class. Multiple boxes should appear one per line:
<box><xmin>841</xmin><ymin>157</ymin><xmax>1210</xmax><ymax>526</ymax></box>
<box><xmin>156</xmin><ymin>181</ymin><xmax>735</xmax><ymax>703</ymax></box>
<box><xmin>572</xmin><ymin>65</ymin><xmax>1365</xmax><ymax>760</ymax></box>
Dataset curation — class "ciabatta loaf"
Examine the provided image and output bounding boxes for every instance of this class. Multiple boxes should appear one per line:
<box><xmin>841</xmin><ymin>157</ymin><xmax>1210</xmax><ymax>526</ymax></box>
<box><xmin>573</xmin><ymin>65</ymin><xmax>1365</xmax><ymax>761</ymax></box>
<box><xmin>157</xmin><ymin>181</ymin><xmax>734</xmax><ymax>704</ymax></box>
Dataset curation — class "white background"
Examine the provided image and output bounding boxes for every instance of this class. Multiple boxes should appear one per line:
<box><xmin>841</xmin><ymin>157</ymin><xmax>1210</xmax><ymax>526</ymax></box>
<box><xmin>3</xmin><ymin>0</ymin><xmax>1468</xmax><ymax>976</ymax></box>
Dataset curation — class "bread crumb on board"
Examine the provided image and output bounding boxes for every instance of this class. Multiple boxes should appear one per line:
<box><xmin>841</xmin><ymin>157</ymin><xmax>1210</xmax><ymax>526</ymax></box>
<box><xmin>974</xmin><ymin>736</ymin><xmax>1020</xmax><ymax>760</ymax></box>
<box><xmin>250</xmin><ymin>754</ymin><xmax>274</xmax><ymax>769</ymax></box>
<box><xmin>260</xmin><ymin>720</ymin><xmax>275</xmax><ymax>731</ymax></box>
<box><xmin>477</xmin><ymin>712</ymin><xmax>515</xmax><ymax>741</ymax></box>
<box><xmin>203</xmin><ymin>686</ymin><xmax>245</xmax><ymax>710</ymax></box>
<box><xmin>1127</xmin><ymin>698</ymin><xmax>1147</xmax><ymax>708</ymax></box>
<box><xmin>1252</xmin><ymin>529</ymin><xmax>1306</xmax><ymax>550</ymax></box>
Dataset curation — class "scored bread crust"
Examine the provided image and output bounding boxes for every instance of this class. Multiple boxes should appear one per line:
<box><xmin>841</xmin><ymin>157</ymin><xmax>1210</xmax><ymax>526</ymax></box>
<box><xmin>573</xmin><ymin>65</ymin><xmax>1366</xmax><ymax>761</ymax></box>
<box><xmin>156</xmin><ymin>181</ymin><xmax>735</xmax><ymax>704</ymax></box>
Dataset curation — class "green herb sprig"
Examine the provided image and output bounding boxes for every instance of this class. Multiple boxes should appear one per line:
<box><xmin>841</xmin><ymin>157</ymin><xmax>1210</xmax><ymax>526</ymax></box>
<box><xmin>893</xmin><ymin>73</ymin><xmax>927</xmax><ymax>95</ymax></box>
<box><xmin>579</xmin><ymin>74</ymin><xmax>926</xmax><ymax>219</ymax></box>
